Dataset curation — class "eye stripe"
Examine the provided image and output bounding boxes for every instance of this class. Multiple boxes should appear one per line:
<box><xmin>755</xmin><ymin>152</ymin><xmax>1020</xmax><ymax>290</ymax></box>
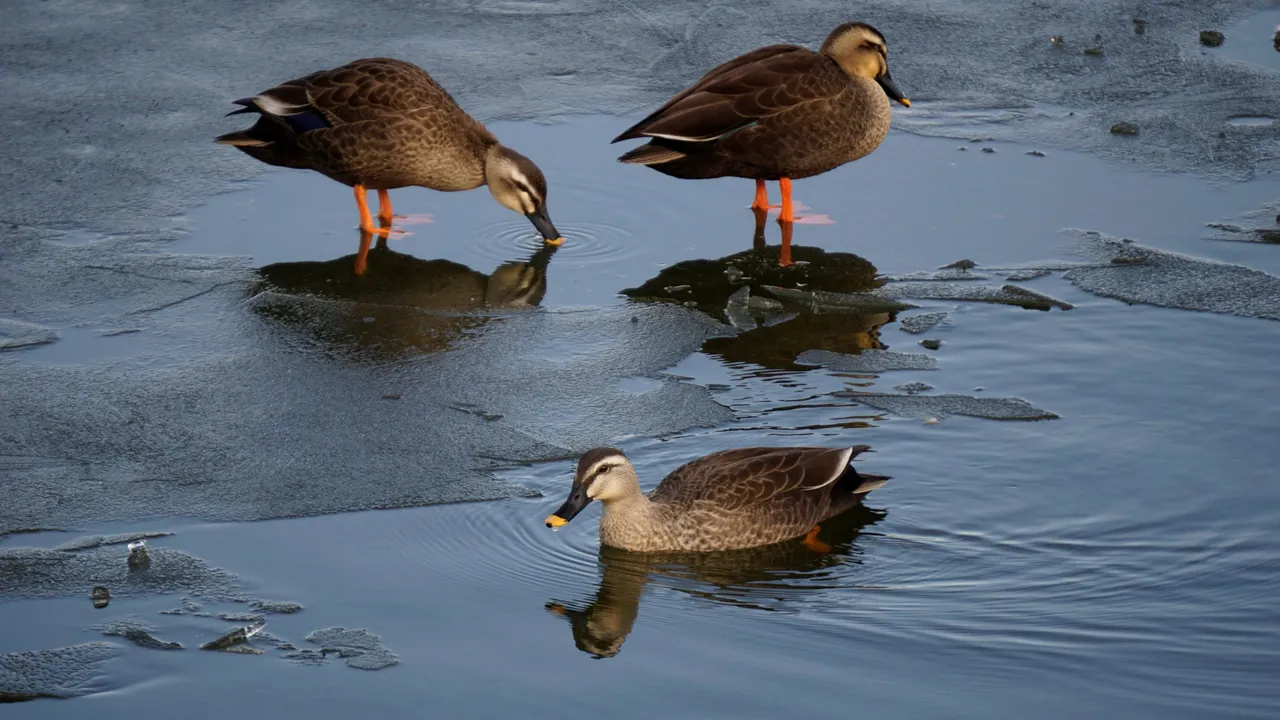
<box><xmin>514</xmin><ymin>182</ymin><xmax>539</xmax><ymax>202</ymax></box>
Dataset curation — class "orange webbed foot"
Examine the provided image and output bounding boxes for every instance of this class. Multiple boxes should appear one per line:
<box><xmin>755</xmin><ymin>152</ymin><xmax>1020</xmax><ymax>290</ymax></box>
<box><xmin>802</xmin><ymin>525</ymin><xmax>833</xmax><ymax>553</ymax></box>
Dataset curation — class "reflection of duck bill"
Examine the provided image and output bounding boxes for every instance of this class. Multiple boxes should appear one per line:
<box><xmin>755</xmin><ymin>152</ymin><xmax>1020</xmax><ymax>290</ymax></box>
<box><xmin>486</xmin><ymin>242</ymin><xmax>560</xmax><ymax>306</ymax></box>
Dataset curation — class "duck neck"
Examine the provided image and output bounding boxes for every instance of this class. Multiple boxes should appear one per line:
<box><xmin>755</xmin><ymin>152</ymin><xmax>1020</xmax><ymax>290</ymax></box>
<box><xmin>598</xmin><ymin>484</ymin><xmax>656</xmax><ymax>550</ymax></box>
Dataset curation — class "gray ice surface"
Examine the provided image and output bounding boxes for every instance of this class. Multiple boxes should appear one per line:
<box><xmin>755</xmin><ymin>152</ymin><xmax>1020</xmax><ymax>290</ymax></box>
<box><xmin>0</xmin><ymin>643</ymin><xmax>122</xmax><ymax>702</ymax></box>
<box><xmin>837</xmin><ymin>391</ymin><xmax>1060</xmax><ymax>420</ymax></box>
<box><xmin>797</xmin><ymin>349</ymin><xmax>939</xmax><ymax>373</ymax></box>
<box><xmin>1064</xmin><ymin>230</ymin><xmax>1280</xmax><ymax>320</ymax></box>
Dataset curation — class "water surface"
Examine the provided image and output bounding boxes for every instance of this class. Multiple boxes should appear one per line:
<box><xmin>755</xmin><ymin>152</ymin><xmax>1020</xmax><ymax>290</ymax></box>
<box><xmin>4</xmin><ymin>115</ymin><xmax>1280</xmax><ymax>718</ymax></box>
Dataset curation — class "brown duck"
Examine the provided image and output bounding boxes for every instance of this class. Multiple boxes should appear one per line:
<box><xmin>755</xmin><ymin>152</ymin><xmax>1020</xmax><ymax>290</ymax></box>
<box><xmin>612</xmin><ymin>22</ymin><xmax>909</xmax><ymax>225</ymax></box>
<box><xmin>217</xmin><ymin>57</ymin><xmax>562</xmax><ymax>244</ymax></box>
<box><xmin>545</xmin><ymin>445</ymin><xmax>889</xmax><ymax>552</ymax></box>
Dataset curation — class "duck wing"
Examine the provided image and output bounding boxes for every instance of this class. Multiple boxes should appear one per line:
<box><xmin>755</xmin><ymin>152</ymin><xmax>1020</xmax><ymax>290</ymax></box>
<box><xmin>650</xmin><ymin>446</ymin><xmax>876</xmax><ymax>513</ymax></box>
<box><xmin>611</xmin><ymin>46</ymin><xmax>847</xmax><ymax>144</ymax></box>
<box><xmin>228</xmin><ymin>58</ymin><xmax>461</xmax><ymax>133</ymax></box>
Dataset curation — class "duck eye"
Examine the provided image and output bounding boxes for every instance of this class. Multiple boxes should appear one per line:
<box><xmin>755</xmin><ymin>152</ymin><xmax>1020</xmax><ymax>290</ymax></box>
<box><xmin>597</xmin><ymin>464</ymin><xmax>611</xmax><ymax>474</ymax></box>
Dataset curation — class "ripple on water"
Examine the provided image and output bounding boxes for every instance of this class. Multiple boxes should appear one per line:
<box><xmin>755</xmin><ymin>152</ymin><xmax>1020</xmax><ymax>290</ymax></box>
<box><xmin>387</xmin><ymin>493</ymin><xmax>602</xmax><ymax>596</ymax></box>
<box><xmin>466</xmin><ymin>166</ymin><xmax>666</xmax><ymax>270</ymax></box>
<box><xmin>466</xmin><ymin>219</ymin><xmax>640</xmax><ymax>269</ymax></box>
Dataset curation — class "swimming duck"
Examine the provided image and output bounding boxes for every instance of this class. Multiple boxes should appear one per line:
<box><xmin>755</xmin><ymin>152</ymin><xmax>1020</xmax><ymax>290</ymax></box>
<box><xmin>546</xmin><ymin>445</ymin><xmax>888</xmax><ymax>552</ymax></box>
<box><xmin>217</xmin><ymin>57</ymin><xmax>562</xmax><ymax>244</ymax></box>
<box><xmin>612</xmin><ymin>22</ymin><xmax>909</xmax><ymax>225</ymax></box>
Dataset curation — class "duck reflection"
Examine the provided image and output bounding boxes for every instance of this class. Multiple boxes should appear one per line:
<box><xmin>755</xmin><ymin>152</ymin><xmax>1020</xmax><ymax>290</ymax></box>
<box><xmin>546</xmin><ymin>505</ymin><xmax>884</xmax><ymax>658</ymax></box>
<box><xmin>623</xmin><ymin>211</ymin><xmax>896</xmax><ymax>370</ymax></box>
<box><xmin>249</xmin><ymin>233</ymin><xmax>558</xmax><ymax>358</ymax></box>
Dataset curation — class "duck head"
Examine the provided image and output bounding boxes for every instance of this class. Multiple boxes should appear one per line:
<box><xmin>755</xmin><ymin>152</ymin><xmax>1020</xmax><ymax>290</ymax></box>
<box><xmin>821</xmin><ymin>22</ymin><xmax>911</xmax><ymax>107</ymax></box>
<box><xmin>485</xmin><ymin>145</ymin><xmax>563</xmax><ymax>245</ymax></box>
<box><xmin>546</xmin><ymin>448</ymin><xmax>640</xmax><ymax>528</ymax></box>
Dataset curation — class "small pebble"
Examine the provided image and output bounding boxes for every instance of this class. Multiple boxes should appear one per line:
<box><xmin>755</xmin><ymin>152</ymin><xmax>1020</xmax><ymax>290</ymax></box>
<box><xmin>381</xmin><ymin>393</ymin><xmax>401</xmax><ymax>400</ymax></box>
<box><xmin>981</xmin><ymin>147</ymin><xmax>996</xmax><ymax>154</ymax></box>
<box><xmin>630</xmin><ymin>316</ymin><xmax>639</xmax><ymax>323</ymax></box>
<box><xmin>973</xmin><ymin>386</ymin><xmax>985</xmax><ymax>392</ymax></box>
<box><xmin>1083</xmin><ymin>34</ymin><xmax>1104</xmax><ymax>55</ymax></box>
<box><xmin>1198</xmin><ymin>30</ymin><xmax>1224</xmax><ymax>47</ymax></box>
<box><xmin>1049</xmin><ymin>35</ymin><xmax>1065</xmax><ymax>47</ymax></box>
<box><xmin>1133</xmin><ymin>18</ymin><xmax>1146</xmax><ymax>35</ymax></box>
<box><xmin>664</xmin><ymin>285</ymin><xmax>691</xmax><ymax>294</ymax></box>
<box><xmin>1110</xmin><ymin>122</ymin><xmax>1140</xmax><ymax>136</ymax></box>
<box><xmin>1026</xmin><ymin>150</ymin><xmax>1046</xmax><ymax>157</ymax></box>
<box><xmin>682</xmin><ymin>301</ymin><xmax>698</xmax><ymax>309</ymax></box>
<box><xmin>957</xmin><ymin>146</ymin><xmax>968</xmax><ymax>151</ymax></box>
<box><xmin>91</xmin><ymin>586</ymin><xmax>110</xmax><ymax>609</ymax></box>
<box><xmin>920</xmin><ymin>339</ymin><xmax>942</xmax><ymax>350</ymax></box>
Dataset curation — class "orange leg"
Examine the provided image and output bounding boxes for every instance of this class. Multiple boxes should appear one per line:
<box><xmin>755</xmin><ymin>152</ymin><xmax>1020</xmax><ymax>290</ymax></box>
<box><xmin>751</xmin><ymin>179</ymin><xmax>769</xmax><ymax>210</ymax></box>
<box><xmin>751</xmin><ymin>179</ymin><xmax>782</xmax><ymax>210</ymax></box>
<box><xmin>353</xmin><ymin>229</ymin><xmax>373</xmax><ymax>276</ymax></box>
<box><xmin>777</xmin><ymin>177</ymin><xmax>794</xmax><ymax>223</ymax></box>
<box><xmin>802</xmin><ymin>525</ymin><xmax>832</xmax><ymax>553</ymax></box>
<box><xmin>354</xmin><ymin>185</ymin><xmax>391</xmax><ymax>236</ymax></box>
<box><xmin>376</xmin><ymin>189</ymin><xmax>395</xmax><ymax>226</ymax></box>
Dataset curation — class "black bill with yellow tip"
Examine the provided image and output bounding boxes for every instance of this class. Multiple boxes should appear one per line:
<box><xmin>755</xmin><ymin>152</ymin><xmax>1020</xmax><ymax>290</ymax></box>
<box><xmin>526</xmin><ymin>206</ymin><xmax>564</xmax><ymax>246</ymax></box>
<box><xmin>876</xmin><ymin>69</ymin><xmax>911</xmax><ymax>107</ymax></box>
<box><xmin>545</xmin><ymin>482</ymin><xmax>591</xmax><ymax>528</ymax></box>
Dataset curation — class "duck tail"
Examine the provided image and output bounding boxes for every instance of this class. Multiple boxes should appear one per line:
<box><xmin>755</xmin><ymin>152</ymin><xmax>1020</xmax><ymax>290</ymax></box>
<box><xmin>851</xmin><ymin>473</ymin><xmax>890</xmax><ymax>495</ymax></box>
<box><xmin>840</xmin><ymin>445</ymin><xmax>887</xmax><ymax>494</ymax></box>
<box><xmin>215</xmin><ymin>116</ymin><xmax>312</xmax><ymax>169</ymax></box>
<box><xmin>214</xmin><ymin>129</ymin><xmax>270</xmax><ymax>147</ymax></box>
<box><xmin>618</xmin><ymin>142</ymin><xmax>686</xmax><ymax>165</ymax></box>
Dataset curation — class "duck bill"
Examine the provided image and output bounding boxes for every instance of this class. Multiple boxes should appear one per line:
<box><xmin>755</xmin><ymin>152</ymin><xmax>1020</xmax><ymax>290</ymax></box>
<box><xmin>545</xmin><ymin>485</ymin><xmax>590</xmax><ymax>528</ymax></box>
<box><xmin>526</xmin><ymin>207</ymin><xmax>564</xmax><ymax>246</ymax></box>
<box><xmin>877</xmin><ymin>71</ymin><xmax>911</xmax><ymax>107</ymax></box>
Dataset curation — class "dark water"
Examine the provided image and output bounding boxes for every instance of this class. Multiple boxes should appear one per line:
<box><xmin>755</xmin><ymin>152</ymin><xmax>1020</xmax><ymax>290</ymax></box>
<box><xmin>5</xmin><ymin>109</ymin><xmax>1280</xmax><ymax>718</ymax></box>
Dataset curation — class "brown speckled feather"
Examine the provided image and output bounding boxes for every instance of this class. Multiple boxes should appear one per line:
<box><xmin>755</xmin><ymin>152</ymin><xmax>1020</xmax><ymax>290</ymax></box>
<box><xmin>614</xmin><ymin>45</ymin><xmax>810</xmax><ymax>142</ymax></box>
<box><xmin>650</xmin><ymin>447</ymin><xmax>853</xmax><ymax>511</ymax></box>
<box><xmin>593</xmin><ymin>445</ymin><xmax>885</xmax><ymax>552</ymax></box>
<box><xmin>218</xmin><ymin>58</ymin><xmax>497</xmax><ymax>191</ymax></box>
<box><xmin>613</xmin><ymin>42</ymin><xmax>894</xmax><ymax>181</ymax></box>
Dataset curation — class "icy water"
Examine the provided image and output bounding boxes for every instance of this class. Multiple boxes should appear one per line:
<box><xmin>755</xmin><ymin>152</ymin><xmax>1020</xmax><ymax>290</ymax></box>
<box><xmin>4</xmin><ymin>110</ymin><xmax>1280</xmax><ymax>718</ymax></box>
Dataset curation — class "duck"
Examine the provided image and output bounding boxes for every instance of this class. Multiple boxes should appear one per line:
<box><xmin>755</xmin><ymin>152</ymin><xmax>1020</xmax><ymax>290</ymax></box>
<box><xmin>545</xmin><ymin>445</ymin><xmax>889</xmax><ymax>552</ymax></box>
<box><xmin>611</xmin><ymin>22</ymin><xmax>909</xmax><ymax>226</ymax></box>
<box><xmin>217</xmin><ymin>57</ymin><xmax>562</xmax><ymax>245</ymax></box>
